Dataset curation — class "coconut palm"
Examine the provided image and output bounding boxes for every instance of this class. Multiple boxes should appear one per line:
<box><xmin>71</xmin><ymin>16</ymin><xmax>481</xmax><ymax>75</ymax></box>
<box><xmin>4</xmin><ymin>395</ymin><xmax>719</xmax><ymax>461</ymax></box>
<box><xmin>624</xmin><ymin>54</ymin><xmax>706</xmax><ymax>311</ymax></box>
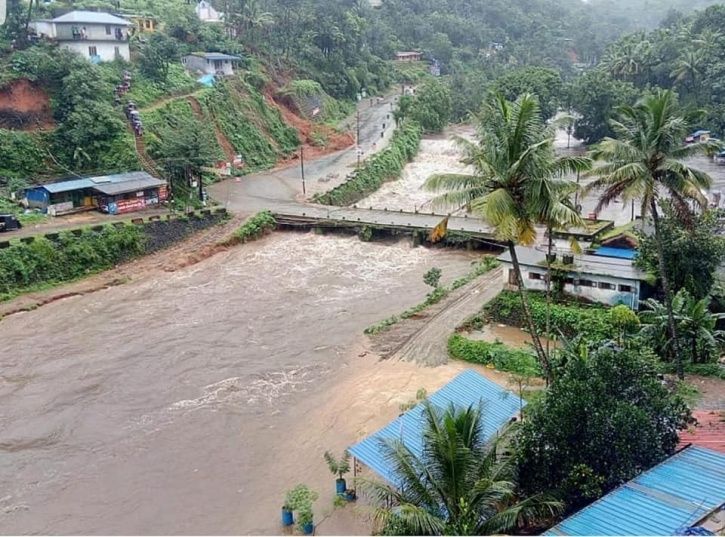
<box><xmin>586</xmin><ymin>89</ymin><xmax>718</xmax><ymax>378</ymax></box>
<box><xmin>364</xmin><ymin>402</ymin><xmax>562</xmax><ymax>536</ymax></box>
<box><xmin>640</xmin><ymin>290</ymin><xmax>725</xmax><ymax>365</ymax></box>
<box><xmin>670</xmin><ymin>49</ymin><xmax>705</xmax><ymax>93</ymax></box>
<box><xmin>424</xmin><ymin>93</ymin><xmax>589</xmax><ymax>379</ymax></box>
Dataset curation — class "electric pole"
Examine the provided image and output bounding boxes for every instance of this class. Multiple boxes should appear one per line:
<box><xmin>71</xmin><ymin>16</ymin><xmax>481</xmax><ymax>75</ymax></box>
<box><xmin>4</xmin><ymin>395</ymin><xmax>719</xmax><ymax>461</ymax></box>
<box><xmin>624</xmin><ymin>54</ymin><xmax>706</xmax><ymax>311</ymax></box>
<box><xmin>300</xmin><ymin>146</ymin><xmax>306</xmax><ymax>195</ymax></box>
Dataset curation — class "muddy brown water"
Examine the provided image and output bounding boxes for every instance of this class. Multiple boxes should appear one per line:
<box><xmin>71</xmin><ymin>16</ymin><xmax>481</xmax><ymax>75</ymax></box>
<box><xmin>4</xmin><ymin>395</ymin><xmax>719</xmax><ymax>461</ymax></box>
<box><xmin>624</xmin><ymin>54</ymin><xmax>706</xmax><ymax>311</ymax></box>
<box><xmin>0</xmin><ymin>232</ymin><xmax>480</xmax><ymax>534</ymax></box>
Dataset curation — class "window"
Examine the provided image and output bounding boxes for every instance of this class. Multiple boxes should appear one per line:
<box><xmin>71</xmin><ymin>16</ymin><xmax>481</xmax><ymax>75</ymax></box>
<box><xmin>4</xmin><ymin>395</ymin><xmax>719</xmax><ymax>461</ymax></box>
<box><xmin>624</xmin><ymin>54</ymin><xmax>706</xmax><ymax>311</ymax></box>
<box><xmin>599</xmin><ymin>282</ymin><xmax>616</xmax><ymax>290</ymax></box>
<box><xmin>579</xmin><ymin>279</ymin><xmax>595</xmax><ymax>287</ymax></box>
<box><xmin>88</xmin><ymin>46</ymin><xmax>98</xmax><ymax>57</ymax></box>
<box><xmin>619</xmin><ymin>284</ymin><xmax>634</xmax><ymax>293</ymax></box>
<box><xmin>145</xmin><ymin>20</ymin><xmax>151</xmax><ymax>29</ymax></box>
<box><xmin>528</xmin><ymin>272</ymin><xmax>543</xmax><ymax>281</ymax></box>
<box><xmin>564</xmin><ymin>277</ymin><xmax>575</xmax><ymax>285</ymax></box>
<box><xmin>106</xmin><ymin>24</ymin><xmax>111</xmax><ymax>35</ymax></box>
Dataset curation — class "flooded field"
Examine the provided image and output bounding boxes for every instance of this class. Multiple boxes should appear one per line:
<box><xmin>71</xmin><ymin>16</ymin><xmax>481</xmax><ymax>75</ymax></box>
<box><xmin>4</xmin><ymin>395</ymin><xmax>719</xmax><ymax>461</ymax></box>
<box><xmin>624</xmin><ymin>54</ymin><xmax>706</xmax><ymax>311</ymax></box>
<box><xmin>0</xmin><ymin>232</ymin><xmax>481</xmax><ymax>534</ymax></box>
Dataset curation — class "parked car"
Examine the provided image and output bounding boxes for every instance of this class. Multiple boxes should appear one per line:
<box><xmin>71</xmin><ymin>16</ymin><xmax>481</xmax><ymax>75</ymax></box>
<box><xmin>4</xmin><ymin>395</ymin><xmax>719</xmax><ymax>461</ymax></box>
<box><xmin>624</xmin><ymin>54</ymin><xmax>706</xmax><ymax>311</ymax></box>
<box><xmin>0</xmin><ymin>214</ymin><xmax>22</xmax><ymax>232</ymax></box>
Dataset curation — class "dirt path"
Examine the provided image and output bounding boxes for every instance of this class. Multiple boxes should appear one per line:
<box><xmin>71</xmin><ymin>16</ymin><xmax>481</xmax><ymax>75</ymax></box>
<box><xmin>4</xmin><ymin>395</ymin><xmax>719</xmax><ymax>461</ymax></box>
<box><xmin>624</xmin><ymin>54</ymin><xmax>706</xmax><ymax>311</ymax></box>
<box><xmin>371</xmin><ymin>267</ymin><xmax>503</xmax><ymax>366</ymax></box>
<box><xmin>187</xmin><ymin>95</ymin><xmax>237</xmax><ymax>162</ymax></box>
<box><xmin>0</xmin><ymin>214</ymin><xmax>245</xmax><ymax>320</ymax></box>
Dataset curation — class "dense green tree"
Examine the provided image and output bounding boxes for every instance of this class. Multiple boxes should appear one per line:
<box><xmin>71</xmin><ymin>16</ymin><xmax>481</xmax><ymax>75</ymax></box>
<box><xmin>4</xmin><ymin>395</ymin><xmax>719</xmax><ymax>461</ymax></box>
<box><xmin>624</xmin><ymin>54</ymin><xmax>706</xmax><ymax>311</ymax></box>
<box><xmin>424</xmin><ymin>94</ymin><xmax>588</xmax><ymax>379</ymax></box>
<box><xmin>409</xmin><ymin>79</ymin><xmax>451</xmax><ymax>133</ymax></box>
<box><xmin>366</xmin><ymin>402</ymin><xmax>562</xmax><ymax>536</ymax></box>
<box><xmin>491</xmin><ymin>67</ymin><xmax>563</xmax><ymax>121</ymax></box>
<box><xmin>138</xmin><ymin>33</ymin><xmax>179</xmax><ymax>83</ymax></box>
<box><xmin>635</xmin><ymin>203</ymin><xmax>725</xmax><ymax>300</ymax></box>
<box><xmin>586</xmin><ymin>90</ymin><xmax>716</xmax><ymax>378</ymax></box>
<box><xmin>639</xmin><ymin>290</ymin><xmax>725</xmax><ymax>364</ymax></box>
<box><xmin>567</xmin><ymin>70</ymin><xmax>641</xmax><ymax>144</ymax></box>
<box><xmin>517</xmin><ymin>342</ymin><xmax>691</xmax><ymax>510</ymax></box>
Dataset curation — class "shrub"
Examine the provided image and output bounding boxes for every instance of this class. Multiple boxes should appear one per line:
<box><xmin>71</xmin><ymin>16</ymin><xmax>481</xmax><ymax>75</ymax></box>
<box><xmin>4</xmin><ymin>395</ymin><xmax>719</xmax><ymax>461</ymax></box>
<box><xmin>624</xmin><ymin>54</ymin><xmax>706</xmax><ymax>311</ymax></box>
<box><xmin>227</xmin><ymin>211</ymin><xmax>277</xmax><ymax>245</ymax></box>
<box><xmin>447</xmin><ymin>334</ymin><xmax>542</xmax><ymax>376</ymax></box>
<box><xmin>314</xmin><ymin>120</ymin><xmax>422</xmax><ymax>206</ymax></box>
<box><xmin>484</xmin><ymin>290</ymin><xmax>615</xmax><ymax>342</ymax></box>
<box><xmin>0</xmin><ymin>224</ymin><xmax>145</xmax><ymax>300</ymax></box>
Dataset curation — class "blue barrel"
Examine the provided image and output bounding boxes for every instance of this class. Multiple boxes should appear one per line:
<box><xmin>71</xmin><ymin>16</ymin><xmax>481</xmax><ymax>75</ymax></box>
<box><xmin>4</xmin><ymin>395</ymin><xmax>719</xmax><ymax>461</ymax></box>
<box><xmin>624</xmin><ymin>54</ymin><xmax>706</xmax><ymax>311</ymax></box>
<box><xmin>336</xmin><ymin>479</ymin><xmax>346</xmax><ymax>495</ymax></box>
<box><xmin>303</xmin><ymin>522</ymin><xmax>314</xmax><ymax>535</ymax></box>
<box><xmin>281</xmin><ymin>508</ymin><xmax>294</xmax><ymax>526</ymax></box>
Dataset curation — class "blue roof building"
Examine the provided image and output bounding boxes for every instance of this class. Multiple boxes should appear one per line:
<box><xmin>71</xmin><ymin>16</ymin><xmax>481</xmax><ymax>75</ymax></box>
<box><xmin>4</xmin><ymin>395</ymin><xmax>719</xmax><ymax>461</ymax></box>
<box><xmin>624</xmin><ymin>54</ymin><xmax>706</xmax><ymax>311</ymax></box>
<box><xmin>545</xmin><ymin>446</ymin><xmax>725</xmax><ymax>536</ymax></box>
<box><xmin>348</xmin><ymin>369</ymin><xmax>523</xmax><ymax>486</ymax></box>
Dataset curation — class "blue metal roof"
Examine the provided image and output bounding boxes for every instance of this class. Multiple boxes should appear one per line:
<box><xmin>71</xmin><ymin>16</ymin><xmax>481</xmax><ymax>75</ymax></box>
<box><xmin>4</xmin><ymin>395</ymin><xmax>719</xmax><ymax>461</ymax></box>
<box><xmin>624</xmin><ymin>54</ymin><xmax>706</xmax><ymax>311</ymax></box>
<box><xmin>29</xmin><ymin>171</ymin><xmax>156</xmax><ymax>194</ymax></box>
<box><xmin>545</xmin><ymin>446</ymin><xmax>725</xmax><ymax>536</ymax></box>
<box><xmin>348</xmin><ymin>369</ymin><xmax>523</xmax><ymax>486</ymax></box>
<box><xmin>593</xmin><ymin>246</ymin><xmax>638</xmax><ymax>260</ymax></box>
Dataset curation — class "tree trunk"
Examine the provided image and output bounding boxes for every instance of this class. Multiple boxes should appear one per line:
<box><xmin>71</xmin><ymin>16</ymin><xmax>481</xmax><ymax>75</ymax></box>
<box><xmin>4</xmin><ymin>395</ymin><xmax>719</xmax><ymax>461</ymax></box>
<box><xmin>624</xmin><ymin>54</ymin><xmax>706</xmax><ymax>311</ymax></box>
<box><xmin>650</xmin><ymin>199</ymin><xmax>684</xmax><ymax>379</ymax></box>
<box><xmin>545</xmin><ymin>226</ymin><xmax>553</xmax><ymax>361</ymax></box>
<box><xmin>508</xmin><ymin>241</ymin><xmax>551</xmax><ymax>382</ymax></box>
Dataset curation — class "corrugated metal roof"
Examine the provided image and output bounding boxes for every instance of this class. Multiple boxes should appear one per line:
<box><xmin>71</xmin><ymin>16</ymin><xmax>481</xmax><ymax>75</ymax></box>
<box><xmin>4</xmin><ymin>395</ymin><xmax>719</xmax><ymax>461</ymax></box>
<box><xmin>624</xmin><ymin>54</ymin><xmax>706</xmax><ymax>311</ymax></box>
<box><xmin>190</xmin><ymin>52</ymin><xmax>241</xmax><ymax>60</ymax></box>
<box><xmin>93</xmin><ymin>176</ymin><xmax>166</xmax><ymax>195</ymax></box>
<box><xmin>348</xmin><ymin>370</ymin><xmax>523</xmax><ymax>486</ymax></box>
<box><xmin>32</xmin><ymin>171</ymin><xmax>160</xmax><ymax>194</ymax></box>
<box><xmin>593</xmin><ymin>246</ymin><xmax>638</xmax><ymax>260</ymax></box>
<box><xmin>52</xmin><ymin>10</ymin><xmax>132</xmax><ymax>25</ymax></box>
<box><xmin>498</xmin><ymin>246</ymin><xmax>647</xmax><ymax>281</ymax></box>
<box><xmin>545</xmin><ymin>446</ymin><xmax>725</xmax><ymax>536</ymax></box>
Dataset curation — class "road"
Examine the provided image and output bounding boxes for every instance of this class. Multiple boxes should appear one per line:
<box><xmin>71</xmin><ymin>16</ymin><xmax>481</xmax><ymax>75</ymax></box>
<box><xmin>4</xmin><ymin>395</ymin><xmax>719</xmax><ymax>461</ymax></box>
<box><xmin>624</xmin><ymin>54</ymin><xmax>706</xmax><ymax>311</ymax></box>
<box><xmin>209</xmin><ymin>94</ymin><xmax>398</xmax><ymax>214</ymax></box>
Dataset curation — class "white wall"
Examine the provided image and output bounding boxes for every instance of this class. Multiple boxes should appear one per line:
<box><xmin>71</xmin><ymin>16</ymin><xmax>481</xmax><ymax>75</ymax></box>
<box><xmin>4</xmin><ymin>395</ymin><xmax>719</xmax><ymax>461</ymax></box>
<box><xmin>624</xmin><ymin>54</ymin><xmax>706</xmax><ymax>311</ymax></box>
<box><xmin>182</xmin><ymin>55</ymin><xmax>234</xmax><ymax>75</ymax></box>
<box><xmin>62</xmin><ymin>40</ymin><xmax>130</xmax><ymax>62</ymax></box>
<box><xmin>55</xmin><ymin>22</ymin><xmax>129</xmax><ymax>41</ymax></box>
<box><xmin>500</xmin><ymin>262</ymin><xmax>641</xmax><ymax>309</ymax></box>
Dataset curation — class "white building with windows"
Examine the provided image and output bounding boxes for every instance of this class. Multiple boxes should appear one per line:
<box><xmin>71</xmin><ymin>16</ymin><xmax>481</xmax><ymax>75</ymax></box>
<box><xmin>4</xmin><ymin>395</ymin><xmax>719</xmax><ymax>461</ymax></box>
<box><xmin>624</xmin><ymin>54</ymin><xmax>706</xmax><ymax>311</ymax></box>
<box><xmin>31</xmin><ymin>11</ymin><xmax>131</xmax><ymax>62</ymax></box>
<box><xmin>182</xmin><ymin>52</ymin><xmax>241</xmax><ymax>76</ymax></box>
<box><xmin>498</xmin><ymin>246</ymin><xmax>649</xmax><ymax>309</ymax></box>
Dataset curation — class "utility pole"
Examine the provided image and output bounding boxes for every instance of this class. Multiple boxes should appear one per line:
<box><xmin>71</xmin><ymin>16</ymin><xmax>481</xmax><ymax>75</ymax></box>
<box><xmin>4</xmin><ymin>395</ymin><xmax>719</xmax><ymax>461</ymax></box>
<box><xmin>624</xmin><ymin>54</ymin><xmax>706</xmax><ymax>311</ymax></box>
<box><xmin>300</xmin><ymin>146</ymin><xmax>306</xmax><ymax>195</ymax></box>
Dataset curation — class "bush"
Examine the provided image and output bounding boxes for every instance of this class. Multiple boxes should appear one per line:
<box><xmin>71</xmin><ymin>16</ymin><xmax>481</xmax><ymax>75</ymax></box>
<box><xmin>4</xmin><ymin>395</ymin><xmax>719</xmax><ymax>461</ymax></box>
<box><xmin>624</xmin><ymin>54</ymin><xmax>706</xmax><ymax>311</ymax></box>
<box><xmin>0</xmin><ymin>225</ymin><xmax>145</xmax><ymax>300</ymax></box>
<box><xmin>484</xmin><ymin>290</ymin><xmax>615</xmax><ymax>342</ymax></box>
<box><xmin>314</xmin><ymin>120</ymin><xmax>422</xmax><ymax>206</ymax></box>
<box><xmin>227</xmin><ymin>211</ymin><xmax>277</xmax><ymax>244</ymax></box>
<box><xmin>447</xmin><ymin>334</ymin><xmax>542</xmax><ymax>376</ymax></box>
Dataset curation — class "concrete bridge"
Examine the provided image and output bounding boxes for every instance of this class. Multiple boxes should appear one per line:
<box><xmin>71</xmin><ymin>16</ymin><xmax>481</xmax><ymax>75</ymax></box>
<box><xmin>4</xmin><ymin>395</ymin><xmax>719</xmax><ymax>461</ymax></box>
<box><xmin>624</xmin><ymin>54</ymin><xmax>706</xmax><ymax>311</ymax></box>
<box><xmin>271</xmin><ymin>203</ymin><xmax>500</xmax><ymax>243</ymax></box>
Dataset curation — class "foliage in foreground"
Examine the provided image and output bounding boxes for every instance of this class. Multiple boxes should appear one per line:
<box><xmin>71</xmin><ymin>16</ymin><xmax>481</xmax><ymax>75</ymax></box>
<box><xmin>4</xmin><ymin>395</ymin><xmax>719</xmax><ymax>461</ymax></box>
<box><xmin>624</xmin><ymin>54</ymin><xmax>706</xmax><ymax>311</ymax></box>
<box><xmin>0</xmin><ymin>225</ymin><xmax>145</xmax><ymax>300</ymax></box>
<box><xmin>314</xmin><ymin>121</ymin><xmax>422</xmax><ymax>206</ymax></box>
<box><xmin>366</xmin><ymin>402</ymin><xmax>562</xmax><ymax>536</ymax></box>
<box><xmin>516</xmin><ymin>342</ymin><xmax>691</xmax><ymax>511</ymax></box>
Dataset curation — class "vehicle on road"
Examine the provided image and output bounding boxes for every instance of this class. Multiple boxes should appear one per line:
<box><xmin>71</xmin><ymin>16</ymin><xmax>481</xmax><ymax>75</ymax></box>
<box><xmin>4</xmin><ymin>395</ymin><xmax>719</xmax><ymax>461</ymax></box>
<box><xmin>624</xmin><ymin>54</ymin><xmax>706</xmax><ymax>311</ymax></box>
<box><xmin>0</xmin><ymin>214</ymin><xmax>22</xmax><ymax>232</ymax></box>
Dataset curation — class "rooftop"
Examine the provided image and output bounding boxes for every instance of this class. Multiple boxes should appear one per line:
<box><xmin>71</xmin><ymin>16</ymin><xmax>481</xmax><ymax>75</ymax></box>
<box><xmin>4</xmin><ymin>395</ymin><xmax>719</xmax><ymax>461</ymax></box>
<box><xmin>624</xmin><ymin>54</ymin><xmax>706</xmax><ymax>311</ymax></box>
<box><xmin>31</xmin><ymin>171</ymin><xmax>164</xmax><ymax>195</ymax></box>
<box><xmin>51</xmin><ymin>10</ymin><xmax>132</xmax><ymax>25</ymax></box>
<box><xmin>545</xmin><ymin>446</ymin><xmax>725</xmax><ymax>536</ymax></box>
<box><xmin>679</xmin><ymin>411</ymin><xmax>725</xmax><ymax>455</ymax></box>
<box><xmin>188</xmin><ymin>52</ymin><xmax>241</xmax><ymax>60</ymax></box>
<box><xmin>348</xmin><ymin>370</ymin><xmax>523</xmax><ymax>487</ymax></box>
<box><xmin>498</xmin><ymin>246</ymin><xmax>647</xmax><ymax>281</ymax></box>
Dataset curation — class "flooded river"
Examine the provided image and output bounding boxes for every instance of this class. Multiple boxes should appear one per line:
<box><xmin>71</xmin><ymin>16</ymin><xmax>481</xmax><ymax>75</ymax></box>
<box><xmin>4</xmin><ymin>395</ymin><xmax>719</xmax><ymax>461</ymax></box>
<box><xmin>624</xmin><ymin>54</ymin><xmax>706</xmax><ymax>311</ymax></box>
<box><xmin>0</xmin><ymin>232</ymin><xmax>479</xmax><ymax>534</ymax></box>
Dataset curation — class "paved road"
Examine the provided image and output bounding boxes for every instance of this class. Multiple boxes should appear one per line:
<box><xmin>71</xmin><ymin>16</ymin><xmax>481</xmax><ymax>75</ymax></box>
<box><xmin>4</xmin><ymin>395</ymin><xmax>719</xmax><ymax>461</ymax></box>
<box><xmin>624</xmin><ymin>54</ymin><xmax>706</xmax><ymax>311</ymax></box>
<box><xmin>209</xmin><ymin>94</ymin><xmax>399</xmax><ymax>215</ymax></box>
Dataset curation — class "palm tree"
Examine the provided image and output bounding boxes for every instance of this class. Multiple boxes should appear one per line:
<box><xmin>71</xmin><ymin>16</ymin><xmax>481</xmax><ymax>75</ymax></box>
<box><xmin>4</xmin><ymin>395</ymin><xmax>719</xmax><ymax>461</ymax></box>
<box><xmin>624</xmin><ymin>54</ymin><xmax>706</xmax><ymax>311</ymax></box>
<box><xmin>424</xmin><ymin>93</ymin><xmax>589</xmax><ymax>379</ymax></box>
<box><xmin>670</xmin><ymin>49</ymin><xmax>705</xmax><ymax>93</ymax></box>
<box><xmin>601</xmin><ymin>38</ymin><xmax>651</xmax><ymax>82</ymax></box>
<box><xmin>586</xmin><ymin>89</ymin><xmax>717</xmax><ymax>379</ymax></box>
<box><xmin>364</xmin><ymin>402</ymin><xmax>562</xmax><ymax>535</ymax></box>
<box><xmin>640</xmin><ymin>290</ymin><xmax>725</xmax><ymax>365</ymax></box>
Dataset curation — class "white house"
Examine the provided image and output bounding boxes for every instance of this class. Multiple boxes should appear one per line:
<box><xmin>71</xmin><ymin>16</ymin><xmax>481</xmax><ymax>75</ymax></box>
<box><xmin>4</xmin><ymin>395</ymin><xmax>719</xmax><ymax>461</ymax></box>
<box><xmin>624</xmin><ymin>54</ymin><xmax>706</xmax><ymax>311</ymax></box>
<box><xmin>195</xmin><ymin>0</ymin><xmax>223</xmax><ymax>23</ymax></box>
<box><xmin>31</xmin><ymin>11</ymin><xmax>131</xmax><ymax>62</ymax></box>
<box><xmin>182</xmin><ymin>52</ymin><xmax>240</xmax><ymax>76</ymax></box>
<box><xmin>497</xmin><ymin>246</ymin><xmax>649</xmax><ymax>309</ymax></box>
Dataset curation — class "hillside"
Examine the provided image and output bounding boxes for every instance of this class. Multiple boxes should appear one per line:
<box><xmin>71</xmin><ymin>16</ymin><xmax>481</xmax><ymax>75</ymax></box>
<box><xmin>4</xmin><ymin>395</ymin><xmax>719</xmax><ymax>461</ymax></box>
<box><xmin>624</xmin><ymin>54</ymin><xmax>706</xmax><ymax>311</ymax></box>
<box><xmin>0</xmin><ymin>45</ymin><xmax>354</xmax><ymax>194</ymax></box>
